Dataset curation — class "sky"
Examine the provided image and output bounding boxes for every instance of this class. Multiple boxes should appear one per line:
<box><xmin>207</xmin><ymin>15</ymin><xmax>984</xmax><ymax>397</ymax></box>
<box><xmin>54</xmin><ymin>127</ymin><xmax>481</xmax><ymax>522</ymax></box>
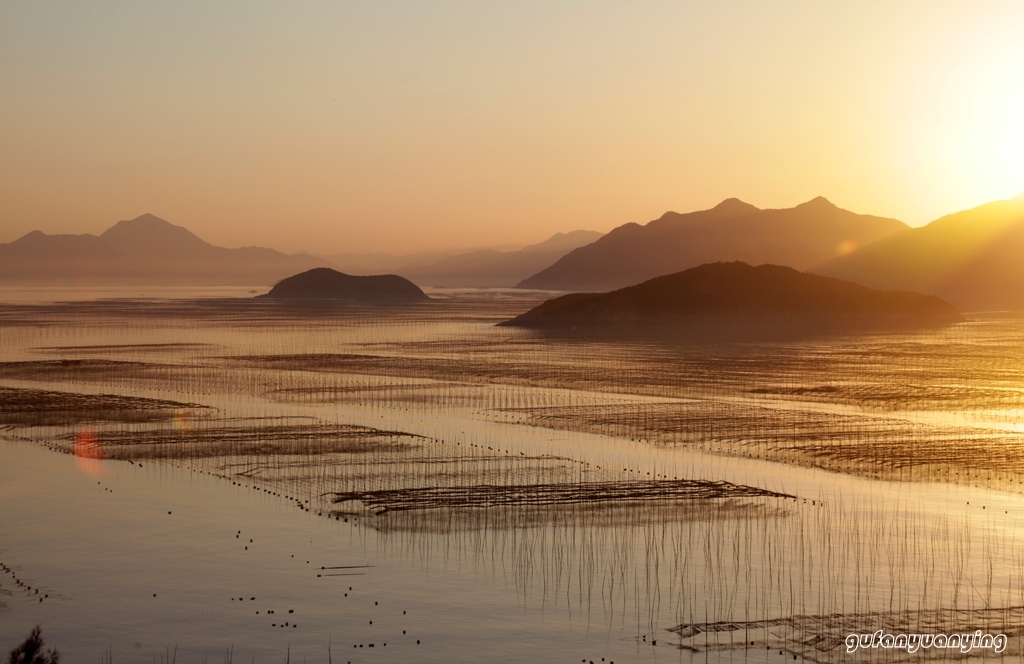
<box><xmin>2</xmin><ymin>1</ymin><xmax>1024</xmax><ymax>255</ymax></box>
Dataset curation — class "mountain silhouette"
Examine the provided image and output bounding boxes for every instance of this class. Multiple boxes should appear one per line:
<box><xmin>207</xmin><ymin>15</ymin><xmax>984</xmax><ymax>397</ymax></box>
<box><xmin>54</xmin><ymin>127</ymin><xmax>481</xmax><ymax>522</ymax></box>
<box><xmin>516</xmin><ymin>198</ymin><xmax>907</xmax><ymax>291</ymax></box>
<box><xmin>397</xmin><ymin>230</ymin><xmax>603</xmax><ymax>288</ymax></box>
<box><xmin>260</xmin><ymin>268</ymin><xmax>429</xmax><ymax>303</ymax></box>
<box><xmin>99</xmin><ymin>213</ymin><xmax>213</xmax><ymax>249</ymax></box>
<box><xmin>0</xmin><ymin>214</ymin><xmax>331</xmax><ymax>285</ymax></box>
<box><xmin>815</xmin><ymin>194</ymin><xmax>1024</xmax><ymax>310</ymax></box>
<box><xmin>502</xmin><ymin>262</ymin><xmax>962</xmax><ymax>336</ymax></box>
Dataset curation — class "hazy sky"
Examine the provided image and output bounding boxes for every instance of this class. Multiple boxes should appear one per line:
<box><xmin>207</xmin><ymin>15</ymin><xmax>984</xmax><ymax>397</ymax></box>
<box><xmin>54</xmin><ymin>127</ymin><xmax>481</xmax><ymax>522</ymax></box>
<box><xmin>2</xmin><ymin>1</ymin><xmax>1023</xmax><ymax>254</ymax></box>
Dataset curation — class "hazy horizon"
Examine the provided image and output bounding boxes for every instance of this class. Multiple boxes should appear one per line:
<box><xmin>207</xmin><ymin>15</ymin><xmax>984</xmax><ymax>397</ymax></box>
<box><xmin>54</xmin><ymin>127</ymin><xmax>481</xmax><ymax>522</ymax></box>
<box><xmin>3</xmin><ymin>1</ymin><xmax>1023</xmax><ymax>254</ymax></box>
<box><xmin>7</xmin><ymin>192</ymin><xmax>1024</xmax><ymax>261</ymax></box>
<box><xmin>0</xmin><ymin>209</ymin><xmax>598</xmax><ymax>258</ymax></box>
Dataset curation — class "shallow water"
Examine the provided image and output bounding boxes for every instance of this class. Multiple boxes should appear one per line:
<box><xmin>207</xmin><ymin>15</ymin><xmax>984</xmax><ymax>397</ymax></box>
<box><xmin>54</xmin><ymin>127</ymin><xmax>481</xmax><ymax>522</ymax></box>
<box><xmin>2</xmin><ymin>290</ymin><xmax>1024</xmax><ymax>662</ymax></box>
<box><xmin>4</xmin><ymin>440</ymin><xmax>695</xmax><ymax>663</ymax></box>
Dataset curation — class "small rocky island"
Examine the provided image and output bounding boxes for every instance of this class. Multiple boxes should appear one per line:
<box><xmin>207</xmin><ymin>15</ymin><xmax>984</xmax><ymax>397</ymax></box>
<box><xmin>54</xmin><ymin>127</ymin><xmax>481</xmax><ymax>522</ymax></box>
<box><xmin>259</xmin><ymin>267</ymin><xmax>429</xmax><ymax>303</ymax></box>
<box><xmin>501</xmin><ymin>262</ymin><xmax>962</xmax><ymax>337</ymax></box>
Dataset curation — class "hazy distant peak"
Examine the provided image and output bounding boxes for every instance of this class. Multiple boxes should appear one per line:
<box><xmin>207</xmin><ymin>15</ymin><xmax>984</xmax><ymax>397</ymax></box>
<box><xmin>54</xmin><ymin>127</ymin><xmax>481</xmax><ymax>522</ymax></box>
<box><xmin>546</xmin><ymin>229</ymin><xmax>595</xmax><ymax>241</ymax></box>
<box><xmin>645</xmin><ymin>198</ymin><xmax>759</xmax><ymax>231</ymax></box>
<box><xmin>712</xmin><ymin>198</ymin><xmax>760</xmax><ymax>215</ymax></box>
<box><xmin>795</xmin><ymin>196</ymin><xmax>839</xmax><ymax>210</ymax></box>
<box><xmin>9</xmin><ymin>229</ymin><xmax>94</xmax><ymax>246</ymax></box>
<box><xmin>100</xmin><ymin>213</ymin><xmax>211</xmax><ymax>249</ymax></box>
<box><xmin>0</xmin><ymin>213</ymin><xmax>334</xmax><ymax>285</ymax></box>
<box><xmin>519</xmin><ymin>229</ymin><xmax>604</xmax><ymax>253</ymax></box>
<box><xmin>102</xmin><ymin>213</ymin><xmax>176</xmax><ymax>234</ymax></box>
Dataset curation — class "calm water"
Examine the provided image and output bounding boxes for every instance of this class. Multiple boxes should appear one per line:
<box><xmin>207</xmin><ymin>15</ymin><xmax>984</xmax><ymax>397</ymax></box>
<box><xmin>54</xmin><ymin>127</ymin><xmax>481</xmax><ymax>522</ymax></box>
<box><xmin>2</xmin><ymin>288</ymin><xmax>1023</xmax><ymax>662</ymax></box>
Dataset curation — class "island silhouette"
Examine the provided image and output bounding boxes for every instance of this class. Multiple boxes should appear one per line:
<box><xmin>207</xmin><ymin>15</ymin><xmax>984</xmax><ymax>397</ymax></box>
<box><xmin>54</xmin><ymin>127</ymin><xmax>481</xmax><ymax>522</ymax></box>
<box><xmin>259</xmin><ymin>267</ymin><xmax>429</xmax><ymax>303</ymax></box>
<box><xmin>502</xmin><ymin>262</ymin><xmax>962</xmax><ymax>337</ymax></box>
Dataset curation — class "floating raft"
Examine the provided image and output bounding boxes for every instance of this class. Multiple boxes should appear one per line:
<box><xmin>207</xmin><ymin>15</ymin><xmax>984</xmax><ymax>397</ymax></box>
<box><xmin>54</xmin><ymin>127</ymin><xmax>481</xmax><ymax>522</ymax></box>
<box><xmin>331</xmin><ymin>478</ymin><xmax>794</xmax><ymax>514</ymax></box>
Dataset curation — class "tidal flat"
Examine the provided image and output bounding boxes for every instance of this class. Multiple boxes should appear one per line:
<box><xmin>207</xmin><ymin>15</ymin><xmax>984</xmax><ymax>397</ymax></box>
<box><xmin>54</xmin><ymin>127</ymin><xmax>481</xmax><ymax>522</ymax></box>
<box><xmin>2</xmin><ymin>289</ymin><xmax>1024</xmax><ymax>662</ymax></box>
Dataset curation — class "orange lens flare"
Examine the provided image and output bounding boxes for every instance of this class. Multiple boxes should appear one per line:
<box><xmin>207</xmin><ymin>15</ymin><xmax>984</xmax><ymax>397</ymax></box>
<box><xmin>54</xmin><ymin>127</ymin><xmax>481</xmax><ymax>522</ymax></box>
<box><xmin>836</xmin><ymin>239</ymin><xmax>858</xmax><ymax>256</ymax></box>
<box><xmin>73</xmin><ymin>430</ymin><xmax>105</xmax><ymax>476</ymax></box>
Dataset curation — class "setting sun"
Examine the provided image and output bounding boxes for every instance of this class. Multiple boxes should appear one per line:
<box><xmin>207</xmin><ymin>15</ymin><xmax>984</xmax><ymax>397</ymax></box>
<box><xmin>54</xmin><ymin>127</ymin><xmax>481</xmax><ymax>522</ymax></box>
<box><xmin>928</xmin><ymin>24</ymin><xmax>1024</xmax><ymax>203</ymax></box>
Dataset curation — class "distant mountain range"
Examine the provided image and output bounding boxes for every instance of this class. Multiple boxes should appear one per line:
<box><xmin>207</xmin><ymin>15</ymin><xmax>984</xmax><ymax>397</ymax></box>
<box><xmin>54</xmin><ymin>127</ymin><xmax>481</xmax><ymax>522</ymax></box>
<box><xmin>0</xmin><ymin>214</ymin><xmax>600</xmax><ymax>288</ymax></box>
<box><xmin>0</xmin><ymin>214</ymin><xmax>331</xmax><ymax>285</ymax></box>
<box><xmin>815</xmin><ymin>194</ymin><xmax>1024</xmax><ymax>310</ymax></box>
<box><xmin>516</xmin><ymin>198</ymin><xmax>907</xmax><ymax>291</ymax></box>
<box><xmin>503</xmin><ymin>262</ymin><xmax>962</xmax><ymax>337</ymax></box>
<box><xmin>13</xmin><ymin>194</ymin><xmax>1024</xmax><ymax>308</ymax></box>
<box><xmin>396</xmin><ymin>230</ymin><xmax>603</xmax><ymax>288</ymax></box>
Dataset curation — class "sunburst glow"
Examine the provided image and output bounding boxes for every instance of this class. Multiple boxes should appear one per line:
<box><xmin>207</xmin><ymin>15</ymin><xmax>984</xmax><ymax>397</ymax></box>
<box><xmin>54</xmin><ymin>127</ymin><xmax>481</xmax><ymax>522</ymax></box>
<box><xmin>914</xmin><ymin>24</ymin><xmax>1024</xmax><ymax>204</ymax></box>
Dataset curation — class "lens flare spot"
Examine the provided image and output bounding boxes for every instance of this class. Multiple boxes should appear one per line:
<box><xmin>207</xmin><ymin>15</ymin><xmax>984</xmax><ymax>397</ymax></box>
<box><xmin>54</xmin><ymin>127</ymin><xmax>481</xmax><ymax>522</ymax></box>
<box><xmin>73</xmin><ymin>430</ymin><xmax>105</xmax><ymax>476</ymax></box>
<box><xmin>836</xmin><ymin>239</ymin><xmax>858</xmax><ymax>256</ymax></box>
<box><xmin>172</xmin><ymin>410</ymin><xmax>190</xmax><ymax>433</ymax></box>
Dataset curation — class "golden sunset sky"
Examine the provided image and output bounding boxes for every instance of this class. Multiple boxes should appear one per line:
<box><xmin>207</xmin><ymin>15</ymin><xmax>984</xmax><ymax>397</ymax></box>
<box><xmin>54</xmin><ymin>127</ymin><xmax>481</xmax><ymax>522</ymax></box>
<box><xmin>2</xmin><ymin>1</ymin><xmax>1023</xmax><ymax>254</ymax></box>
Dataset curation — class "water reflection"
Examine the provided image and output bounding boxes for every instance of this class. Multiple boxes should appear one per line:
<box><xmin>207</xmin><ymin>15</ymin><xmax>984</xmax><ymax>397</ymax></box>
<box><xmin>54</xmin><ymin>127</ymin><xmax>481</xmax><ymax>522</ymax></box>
<box><xmin>2</xmin><ymin>294</ymin><xmax>1024</xmax><ymax>661</ymax></box>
